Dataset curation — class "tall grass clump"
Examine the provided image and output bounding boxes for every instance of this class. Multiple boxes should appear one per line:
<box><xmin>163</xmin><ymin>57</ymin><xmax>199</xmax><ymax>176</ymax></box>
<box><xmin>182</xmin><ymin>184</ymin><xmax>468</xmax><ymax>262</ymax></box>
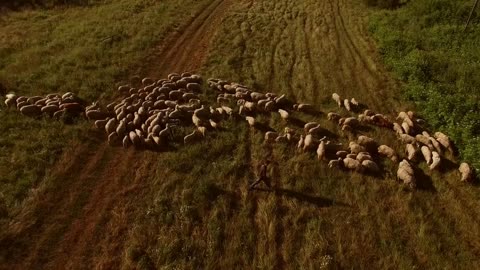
<box><xmin>369</xmin><ymin>0</ymin><xmax>480</xmax><ymax>173</ymax></box>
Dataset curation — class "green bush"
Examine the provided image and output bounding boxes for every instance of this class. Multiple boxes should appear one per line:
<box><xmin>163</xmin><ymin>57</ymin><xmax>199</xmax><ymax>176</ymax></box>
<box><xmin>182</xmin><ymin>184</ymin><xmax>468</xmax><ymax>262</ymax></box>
<box><xmin>369</xmin><ymin>0</ymin><xmax>480</xmax><ymax>173</ymax></box>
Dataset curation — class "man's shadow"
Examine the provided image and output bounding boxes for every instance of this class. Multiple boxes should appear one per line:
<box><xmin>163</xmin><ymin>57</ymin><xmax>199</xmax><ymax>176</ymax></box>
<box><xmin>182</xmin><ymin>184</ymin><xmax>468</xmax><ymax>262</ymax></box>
<box><xmin>252</xmin><ymin>187</ymin><xmax>350</xmax><ymax>208</ymax></box>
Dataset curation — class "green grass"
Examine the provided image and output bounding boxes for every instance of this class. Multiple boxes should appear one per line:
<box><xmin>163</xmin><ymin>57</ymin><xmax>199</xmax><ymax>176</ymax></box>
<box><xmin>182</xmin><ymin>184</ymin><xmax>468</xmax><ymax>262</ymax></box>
<box><xmin>368</xmin><ymin>0</ymin><xmax>480</xmax><ymax>173</ymax></box>
<box><xmin>0</xmin><ymin>0</ymin><xmax>211</xmax><ymax>218</ymax></box>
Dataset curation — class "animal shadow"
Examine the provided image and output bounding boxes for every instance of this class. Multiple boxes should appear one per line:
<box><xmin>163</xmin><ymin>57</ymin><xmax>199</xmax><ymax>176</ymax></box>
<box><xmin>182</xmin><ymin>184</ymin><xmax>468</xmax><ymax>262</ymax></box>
<box><xmin>415</xmin><ymin>167</ymin><xmax>436</xmax><ymax>192</ymax></box>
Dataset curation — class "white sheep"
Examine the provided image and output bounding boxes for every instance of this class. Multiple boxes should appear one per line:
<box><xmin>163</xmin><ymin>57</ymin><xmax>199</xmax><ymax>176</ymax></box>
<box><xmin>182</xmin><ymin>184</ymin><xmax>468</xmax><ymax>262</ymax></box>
<box><xmin>343</xmin><ymin>157</ymin><xmax>361</xmax><ymax>171</ymax></box>
<box><xmin>378</xmin><ymin>145</ymin><xmax>398</xmax><ymax>162</ymax></box>
<box><xmin>420</xmin><ymin>146</ymin><xmax>432</xmax><ymax>164</ymax></box>
<box><xmin>434</xmin><ymin>131</ymin><xmax>452</xmax><ymax>152</ymax></box>
<box><xmin>327</xmin><ymin>112</ymin><xmax>341</xmax><ymax>122</ymax></box>
<box><xmin>328</xmin><ymin>158</ymin><xmax>342</xmax><ymax>168</ymax></box>
<box><xmin>297</xmin><ymin>135</ymin><xmax>304</xmax><ymax>150</ymax></box>
<box><xmin>304</xmin><ymin>122</ymin><xmax>319</xmax><ymax>132</ymax></box>
<box><xmin>303</xmin><ymin>134</ymin><xmax>316</xmax><ymax>152</ymax></box>
<box><xmin>105</xmin><ymin>118</ymin><xmax>118</xmax><ymax>135</ymax></box>
<box><xmin>397</xmin><ymin>159</ymin><xmax>415</xmax><ymax>188</ymax></box>
<box><xmin>429</xmin><ymin>151</ymin><xmax>441</xmax><ymax>170</ymax></box>
<box><xmin>246</xmin><ymin>116</ymin><xmax>255</xmax><ymax>127</ymax></box>
<box><xmin>265</xmin><ymin>131</ymin><xmax>278</xmax><ymax>144</ymax></box>
<box><xmin>278</xmin><ymin>109</ymin><xmax>289</xmax><ymax>121</ymax></box>
<box><xmin>332</xmin><ymin>93</ymin><xmax>342</xmax><ymax>107</ymax></box>
<box><xmin>349</xmin><ymin>141</ymin><xmax>366</xmax><ymax>154</ymax></box>
<box><xmin>399</xmin><ymin>134</ymin><xmax>416</xmax><ymax>144</ymax></box>
<box><xmin>336</xmin><ymin>150</ymin><xmax>348</xmax><ymax>158</ymax></box>
<box><xmin>317</xmin><ymin>141</ymin><xmax>326</xmax><ymax>160</ymax></box>
<box><xmin>293</xmin><ymin>103</ymin><xmax>314</xmax><ymax>112</ymax></box>
<box><xmin>351</xmin><ymin>98</ymin><xmax>359</xmax><ymax>106</ymax></box>
<box><xmin>362</xmin><ymin>160</ymin><xmax>380</xmax><ymax>173</ymax></box>
<box><xmin>401</xmin><ymin>121</ymin><xmax>410</xmax><ymax>135</ymax></box>
<box><xmin>184</xmin><ymin>129</ymin><xmax>202</xmax><ymax>144</ymax></box>
<box><xmin>209</xmin><ymin>119</ymin><xmax>219</xmax><ymax>129</ymax></box>
<box><xmin>343</xmin><ymin>99</ymin><xmax>351</xmax><ymax>111</ymax></box>
<box><xmin>357</xmin><ymin>135</ymin><xmax>376</xmax><ymax>148</ymax></box>
<box><xmin>459</xmin><ymin>162</ymin><xmax>474</xmax><ymax>183</ymax></box>
<box><xmin>393</xmin><ymin>123</ymin><xmax>404</xmax><ymax>135</ymax></box>
<box><xmin>406</xmin><ymin>143</ymin><xmax>417</xmax><ymax>161</ymax></box>
<box><xmin>428</xmin><ymin>137</ymin><xmax>443</xmax><ymax>155</ymax></box>
<box><xmin>356</xmin><ymin>152</ymin><xmax>372</xmax><ymax>163</ymax></box>
<box><xmin>415</xmin><ymin>134</ymin><xmax>432</xmax><ymax>147</ymax></box>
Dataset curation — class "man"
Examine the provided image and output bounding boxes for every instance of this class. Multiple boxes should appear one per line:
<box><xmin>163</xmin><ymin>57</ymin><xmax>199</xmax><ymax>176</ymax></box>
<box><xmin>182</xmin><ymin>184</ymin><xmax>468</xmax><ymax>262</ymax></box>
<box><xmin>249</xmin><ymin>160</ymin><xmax>271</xmax><ymax>190</ymax></box>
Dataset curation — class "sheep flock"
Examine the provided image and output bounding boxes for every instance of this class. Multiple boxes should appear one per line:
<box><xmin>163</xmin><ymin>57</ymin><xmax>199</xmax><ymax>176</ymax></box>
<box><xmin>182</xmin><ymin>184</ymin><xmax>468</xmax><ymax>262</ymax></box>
<box><xmin>2</xmin><ymin>72</ymin><xmax>477</xmax><ymax>188</ymax></box>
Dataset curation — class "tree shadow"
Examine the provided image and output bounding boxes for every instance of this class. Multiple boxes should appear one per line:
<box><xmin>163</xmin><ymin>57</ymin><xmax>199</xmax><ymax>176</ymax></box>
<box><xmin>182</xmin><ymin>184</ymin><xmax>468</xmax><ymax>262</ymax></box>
<box><xmin>437</xmin><ymin>158</ymin><xmax>459</xmax><ymax>174</ymax></box>
<box><xmin>273</xmin><ymin>188</ymin><xmax>350</xmax><ymax>208</ymax></box>
<box><xmin>300</xmin><ymin>109</ymin><xmax>324</xmax><ymax>118</ymax></box>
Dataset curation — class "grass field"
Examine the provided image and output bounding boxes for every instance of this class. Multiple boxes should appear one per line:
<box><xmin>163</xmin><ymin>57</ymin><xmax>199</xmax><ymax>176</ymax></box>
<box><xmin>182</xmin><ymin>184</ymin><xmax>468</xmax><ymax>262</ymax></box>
<box><xmin>1</xmin><ymin>0</ymin><xmax>480</xmax><ymax>269</ymax></box>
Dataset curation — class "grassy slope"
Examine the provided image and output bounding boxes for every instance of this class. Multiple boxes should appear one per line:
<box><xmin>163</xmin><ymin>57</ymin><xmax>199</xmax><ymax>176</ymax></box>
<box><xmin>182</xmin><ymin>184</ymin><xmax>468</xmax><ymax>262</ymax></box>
<box><xmin>127</xmin><ymin>0</ymin><xmax>480</xmax><ymax>269</ymax></box>
<box><xmin>0</xmin><ymin>0</ymin><xmax>210</xmax><ymax>217</ymax></box>
<box><xmin>368</xmin><ymin>0</ymin><xmax>480</xmax><ymax>172</ymax></box>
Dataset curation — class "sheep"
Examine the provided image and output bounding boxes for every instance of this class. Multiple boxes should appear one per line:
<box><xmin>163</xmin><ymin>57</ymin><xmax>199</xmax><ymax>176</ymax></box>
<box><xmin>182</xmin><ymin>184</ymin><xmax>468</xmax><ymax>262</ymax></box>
<box><xmin>393</xmin><ymin>123</ymin><xmax>405</xmax><ymax>135</ymax></box>
<box><xmin>397</xmin><ymin>160</ymin><xmax>415</xmax><ymax>188</ymax></box>
<box><xmin>209</xmin><ymin>119</ymin><xmax>219</xmax><ymax>129</ymax></box>
<box><xmin>116</xmin><ymin>120</ymin><xmax>127</xmax><ymax>137</ymax></box>
<box><xmin>399</xmin><ymin>134</ymin><xmax>416</xmax><ymax>144</ymax></box>
<box><xmin>297</xmin><ymin>135</ymin><xmax>304</xmax><ymax>150</ymax></box>
<box><xmin>420</xmin><ymin>146</ymin><xmax>432</xmax><ymax>164</ymax></box>
<box><xmin>246</xmin><ymin>116</ymin><xmax>255</xmax><ymax>127</ymax></box>
<box><xmin>303</xmin><ymin>134</ymin><xmax>316</xmax><ymax>152</ymax></box>
<box><xmin>357</xmin><ymin>114</ymin><xmax>372</xmax><ymax>124</ymax></box>
<box><xmin>122</xmin><ymin>135</ymin><xmax>132</xmax><ymax>148</ymax></box>
<box><xmin>4</xmin><ymin>98</ymin><xmax>16</xmax><ymax>109</ymax></box>
<box><xmin>344</xmin><ymin>117</ymin><xmax>360</xmax><ymax>127</ymax></box>
<box><xmin>364</xmin><ymin>109</ymin><xmax>374</xmax><ymax>117</ymax></box>
<box><xmin>429</xmin><ymin>151</ymin><xmax>441</xmax><ymax>170</ymax></box>
<box><xmin>192</xmin><ymin>114</ymin><xmax>203</xmax><ymax>127</ymax></box>
<box><xmin>20</xmin><ymin>105</ymin><xmax>41</xmax><ymax>117</ymax></box>
<box><xmin>308</xmin><ymin>125</ymin><xmax>325</xmax><ymax>136</ymax></box>
<box><xmin>184</xmin><ymin>130</ymin><xmax>202</xmax><ymax>144</ymax></box>
<box><xmin>265</xmin><ymin>101</ymin><xmax>276</xmax><ymax>112</ymax></box>
<box><xmin>197</xmin><ymin>126</ymin><xmax>207</xmax><ymax>137</ymax></box>
<box><xmin>274</xmin><ymin>94</ymin><xmax>289</xmax><ymax>107</ymax></box>
<box><xmin>401</xmin><ymin>122</ymin><xmax>410</xmax><ymax>135</ymax></box>
<box><xmin>428</xmin><ymin>137</ymin><xmax>443</xmax><ymax>155</ymax></box>
<box><xmin>396</xmin><ymin>111</ymin><xmax>408</xmax><ymax>121</ymax></box>
<box><xmin>328</xmin><ymin>158</ymin><xmax>342</xmax><ymax>168</ymax></box>
<box><xmin>378</xmin><ymin>145</ymin><xmax>398</xmax><ymax>162</ymax></box>
<box><xmin>108</xmin><ymin>132</ymin><xmax>120</xmax><ymax>146</ymax></box>
<box><xmin>105</xmin><ymin>118</ymin><xmax>118</xmax><ymax>134</ymax></box>
<box><xmin>221</xmin><ymin>105</ymin><xmax>233</xmax><ymax>115</ymax></box>
<box><xmin>356</xmin><ymin>152</ymin><xmax>372</xmax><ymax>163</ymax></box>
<box><xmin>217</xmin><ymin>96</ymin><xmax>230</xmax><ymax>104</ymax></box>
<box><xmin>343</xmin><ymin>99</ymin><xmax>351</xmax><ymax>111</ymax></box>
<box><xmin>159</xmin><ymin>124</ymin><xmax>173</xmax><ymax>140</ymax></box>
<box><xmin>95</xmin><ymin>119</ymin><xmax>108</xmax><ymax>129</ymax></box>
<box><xmin>343</xmin><ymin>157</ymin><xmax>361</xmax><ymax>171</ymax></box>
<box><xmin>434</xmin><ymin>131</ymin><xmax>452</xmax><ymax>152</ymax></box>
<box><xmin>349</xmin><ymin>141</ymin><xmax>366</xmax><ymax>154</ymax></box>
<box><xmin>327</xmin><ymin>112</ymin><xmax>341</xmax><ymax>122</ymax></box>
<box><xmin>265</xmin><ymin>131</ymin><xmax>278</xmax><ymax>143</ymax></box>
<box><xmin>275</xmin><ymin>134</ymin><xmax>289</xmax><ymax>143</ymax></box>
<box><xmin>346</xmin><ymin>153</ymin><xmax>357</xmax><ymax>159</ymax></box>
<box><xmin>362</xmin><ymin>160</ymin><xmax>380</xmax><ymax>173</ymax></box>
<box><xmin>332</xmin><ymin>93</ymin><xmax>342</xmax><ymax>107</ymax></box>
<box><xmin>293</xmin><ymin>103</ymin><xmax>314</xmax><ymax>112</ymax></box>
<box><xmin>351</xmin><ymin>98</ymin><xmax>359</xmax><ymax>106</ymax></box>
<box><xmin>406</xmin><ymin>143</ymin><xmax>417</xmax><ymax>161</ymax></box>
<box><xmin>317</xmin><ymin>141</ymin><xmax>326</xmax><ymax>160</ymax></box>
<box><xmin>284</xmin><ymin>127</ymin><xmax>294</xmax><ymax>141</ymax></box>
<box><xmin>186</xmin><ymin>83</ymin><xmax>202</xmax><ymax>93</ymax></box>
<box><xmin>357</xmin><ymin>135</ymin><xmax>376</xmax><ymax>148</ymax></box>
<box><xmin>41</xmin><ymin>105</ymin><xmax>59</xmax><ymax>114</ymax></box>
<box><xmin>304</xmin><ymin>122</ymin><xmax>319</xmax><ymax>132</ymax></box>
<box><xmin>278</xmin><ymin>109</ymin><xmax>289</xmax><ymax>121</ymax></box>
<box><xmin>336</xmin><ymin>150</ymin><xmax>348</xmax><ymax>158</ymax></box>
<box><xmin>250</xmin><ymin>92</ymin><xmax>265</xmax><ymax>101</ymax></box>
<box><xmin>415</xmin><ymin>134</ymin><xmax>432</xmax><ymax>147</ymax></box>
<box><xmin>459</xmin><ymin>162</ymin><xmax>474</xmax><ymax>183</ymax></box>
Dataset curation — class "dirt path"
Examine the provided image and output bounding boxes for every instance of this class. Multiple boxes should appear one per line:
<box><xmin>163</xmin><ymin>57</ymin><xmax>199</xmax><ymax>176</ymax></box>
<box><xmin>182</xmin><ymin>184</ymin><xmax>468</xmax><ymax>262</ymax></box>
<box><xmin>0</xmin><ymin>1</ymin><xmax>233</xmax><ymax>269</ymax></box>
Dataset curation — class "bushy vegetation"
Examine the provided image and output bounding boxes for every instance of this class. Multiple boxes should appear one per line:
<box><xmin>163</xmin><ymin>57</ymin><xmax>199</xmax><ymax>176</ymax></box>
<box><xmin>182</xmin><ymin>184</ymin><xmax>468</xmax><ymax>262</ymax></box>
<box><xmin>369</xmin><ymin>0</ymin><xmax>480</xmax><ymax>172</ymax></box>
